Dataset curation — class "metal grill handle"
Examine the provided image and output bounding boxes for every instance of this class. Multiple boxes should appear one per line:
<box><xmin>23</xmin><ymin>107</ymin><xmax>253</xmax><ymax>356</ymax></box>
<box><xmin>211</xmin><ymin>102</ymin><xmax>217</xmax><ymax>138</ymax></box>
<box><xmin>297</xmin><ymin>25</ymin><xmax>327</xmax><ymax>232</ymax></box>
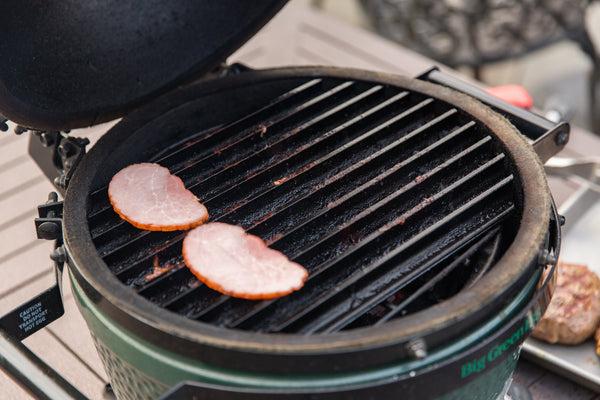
<box><xmin>419</xmin><ymin>68</ymin><xmax>570</xmax><ymax>163</ymax></box>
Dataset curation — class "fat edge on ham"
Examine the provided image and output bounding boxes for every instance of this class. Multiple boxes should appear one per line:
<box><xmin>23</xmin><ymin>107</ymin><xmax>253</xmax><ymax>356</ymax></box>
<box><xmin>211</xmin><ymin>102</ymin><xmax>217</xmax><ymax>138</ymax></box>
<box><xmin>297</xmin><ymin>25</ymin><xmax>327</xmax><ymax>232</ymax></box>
<box><xmin>182</xmin><ymin>222</ymin><xmax>308</xmax><ymax>300</ymax></box>
<box><xmin>108</xmin><ymin>163</ymin><xmax>209</xmax><ymax>231</ymax></box>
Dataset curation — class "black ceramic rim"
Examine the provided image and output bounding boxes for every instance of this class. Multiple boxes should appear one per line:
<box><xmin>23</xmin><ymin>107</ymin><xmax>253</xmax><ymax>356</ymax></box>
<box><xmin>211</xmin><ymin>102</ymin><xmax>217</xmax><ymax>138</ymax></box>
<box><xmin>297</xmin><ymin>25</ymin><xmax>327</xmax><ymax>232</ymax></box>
<box><xmin>63</xmin><ymin>66</ymin><xmax>552</xmax><ymax>373</ymax></box>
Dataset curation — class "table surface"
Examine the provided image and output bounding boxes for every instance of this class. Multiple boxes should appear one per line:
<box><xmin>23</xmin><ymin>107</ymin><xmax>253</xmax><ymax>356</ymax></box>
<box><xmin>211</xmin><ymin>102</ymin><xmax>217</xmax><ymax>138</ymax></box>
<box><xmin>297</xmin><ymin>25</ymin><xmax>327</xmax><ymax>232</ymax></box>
<box><xmin>1</xmin><ymin>2</ymin><xmax>599</xmax><ymax>399</ymax></box>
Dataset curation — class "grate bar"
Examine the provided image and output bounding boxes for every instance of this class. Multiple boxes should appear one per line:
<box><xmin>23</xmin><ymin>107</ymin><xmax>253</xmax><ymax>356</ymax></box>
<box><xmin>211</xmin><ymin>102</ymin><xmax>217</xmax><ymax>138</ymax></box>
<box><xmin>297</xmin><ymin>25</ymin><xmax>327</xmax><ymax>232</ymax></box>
<box><xmin>269</xmin><ymin>174</ymin><xmax>514</xmax><ymax>333</ymax></box>
<box><xmin>133</xmin><ymin>262</ymin><xmax>189</xmax><ymax>294</ymax></box>
<box><xmin>103</xmin><ymin>231</ymin><xmax>185</xmax><ymax>275</ymax></box>
<box><xmin>164</xmin><ymin>285</ymin><xmax>229</xmax><ymax>318</ymax></box>
<box><xmin>96</xmin><ymin>92</ymin><xmax>430</xmax><ymax>264</ymax></box>
<box><xmin>204</xmin><ymin>96</ymin><xmax>435</xmax><ymax>220</ymax></box>
<box><xmin>88</xmin><ymin>78</ymin><xmax>324</xmax><ymax>216</ymax></box>
<box><xmin>319</xmin><ymin>222</ymin><xmax>507</xmax><ymax>333</ymax></box>
<box><xmin>186</xmin><ymin>84</ymin><xmax>391</xmax><ymax>202</ymax></box>
<box><xmin>231</xmin><ymin>108</ymin><xmax>461</xmax><ymax>240</ymax></box>
<box><xmin>89</xmin><ymin>78</ymin><xmax>349</xmax><ymax>237</ymax></box>
<box><xmin>224</xmin><ymin>141</ymin><xmax>504</xmax><ymax>330</ymax></box>
<box><xmin>92</xmin><ymin>80</ymin><xmax>370</xmax><ymax>255</ymax></box>
<box><xmin>132</xmin><ymin>263</ymin><xmax>199</xmax><ymax>303</ymax></box>
<box><xmin>372</xmin><ymin>229</ymin><xmax>503</xmax><ymax>327</ymax></box>
<box><xmin>270</xmin><ymin>121</ymin><xmax>482</xmax><ymax>258</ymax></box>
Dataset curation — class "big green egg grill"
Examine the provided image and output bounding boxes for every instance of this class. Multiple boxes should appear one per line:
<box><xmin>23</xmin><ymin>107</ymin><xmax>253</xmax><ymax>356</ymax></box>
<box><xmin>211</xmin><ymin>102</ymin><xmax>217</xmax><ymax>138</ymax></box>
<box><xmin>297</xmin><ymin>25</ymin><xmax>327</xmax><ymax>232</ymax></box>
<box><xmin>0</xmin><ymin>2</ymin><xmax>564</xmax><ymax>399</ymax></box>
<box><xmin>60</xmin><ymin>67</ymin><xmax>559</xmax><ymax>400</ymax></box>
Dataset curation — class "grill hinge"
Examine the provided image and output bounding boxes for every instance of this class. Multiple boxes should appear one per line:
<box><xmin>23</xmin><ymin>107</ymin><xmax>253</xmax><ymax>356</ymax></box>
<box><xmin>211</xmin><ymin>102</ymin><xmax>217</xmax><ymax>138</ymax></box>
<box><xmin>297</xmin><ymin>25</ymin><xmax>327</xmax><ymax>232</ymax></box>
<box><xmin>28</xmin><ymin>131</ymin><xmax>89</xmax><ymax>195</ymax></box>
<box><xmin>35</xmin><ymin>192</ymin><xmax>63</xmax><ymax>241</ymax></box>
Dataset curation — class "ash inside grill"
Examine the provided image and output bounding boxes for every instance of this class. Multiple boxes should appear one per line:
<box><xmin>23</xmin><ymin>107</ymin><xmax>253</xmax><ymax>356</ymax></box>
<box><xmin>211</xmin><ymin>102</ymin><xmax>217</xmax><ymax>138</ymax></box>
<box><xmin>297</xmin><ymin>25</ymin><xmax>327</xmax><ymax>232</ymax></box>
<box><xmin>85</xmin><ymin>75</ymin><xmax>521</xmax><ymax>335</ymax></box>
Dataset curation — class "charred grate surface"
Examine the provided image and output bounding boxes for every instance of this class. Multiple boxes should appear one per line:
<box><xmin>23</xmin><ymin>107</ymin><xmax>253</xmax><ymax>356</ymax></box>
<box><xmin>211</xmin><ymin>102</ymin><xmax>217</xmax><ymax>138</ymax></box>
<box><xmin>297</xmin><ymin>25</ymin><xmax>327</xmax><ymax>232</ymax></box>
<box><xmin>86</xmin><ymin>77</ymin><xmax>520</xmax><ymax>334</ymax></box>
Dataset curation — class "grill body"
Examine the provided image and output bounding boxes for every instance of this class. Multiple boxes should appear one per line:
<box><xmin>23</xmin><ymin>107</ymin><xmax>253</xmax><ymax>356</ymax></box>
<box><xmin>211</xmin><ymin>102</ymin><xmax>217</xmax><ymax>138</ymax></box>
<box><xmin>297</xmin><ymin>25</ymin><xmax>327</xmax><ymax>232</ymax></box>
<box><xmin>62</xmin><ymin>67</ymin><xmax>558</xmax><ymax>399</ymax></box>
<box><xmin>70</xmin><ymin>265</ymin><xmax>546</xmax><ymax>400</ymax></box>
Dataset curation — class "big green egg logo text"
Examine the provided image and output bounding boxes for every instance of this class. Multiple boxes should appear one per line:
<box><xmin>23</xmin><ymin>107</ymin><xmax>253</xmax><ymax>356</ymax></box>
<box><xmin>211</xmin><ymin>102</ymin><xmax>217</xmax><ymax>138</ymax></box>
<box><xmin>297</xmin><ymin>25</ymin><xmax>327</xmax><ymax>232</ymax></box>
<box><xmin>460</xmin><ymin>306</ymin><xmax>541</xmax><ymax>378</ymax></box>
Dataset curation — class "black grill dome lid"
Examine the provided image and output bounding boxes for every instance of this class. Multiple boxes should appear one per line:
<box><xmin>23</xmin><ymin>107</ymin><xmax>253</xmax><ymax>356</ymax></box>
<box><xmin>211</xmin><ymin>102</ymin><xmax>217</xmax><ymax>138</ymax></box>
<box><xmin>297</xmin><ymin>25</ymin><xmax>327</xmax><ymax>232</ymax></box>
<box><xmin>0</xmin><ymin>0</ymin><xmax>288</xmax><ymax>131</ymax></box>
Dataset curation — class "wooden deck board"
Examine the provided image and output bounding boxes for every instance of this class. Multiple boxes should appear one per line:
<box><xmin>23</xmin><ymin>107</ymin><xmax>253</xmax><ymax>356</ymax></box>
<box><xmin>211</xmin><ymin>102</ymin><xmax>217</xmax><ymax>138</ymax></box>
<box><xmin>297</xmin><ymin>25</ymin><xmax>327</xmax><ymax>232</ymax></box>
<box><xmin>0</xmin><ymin>372</ymin><xmax>35</xmax><ymax>400</ymax></box>
<box><xmin>0</xmin><ymin>243</ymin><xmax>54</xmax><ymax>299</ymax></box>
<box><xmin>0</xmin><ymin>1</ymin><xmax>599</xmax><ymax>399</ymax></box>
<box><xmin>23</xmin><ymin>329</ymin><xmax>107</xmax><ymax>400</ymax></box>
<box><xmin>47</xmin><ymin>287</ymin><xmax>109</xmax><ymax>383</ymax></box>
<box><xmin>0</xmin><ymin>270</ymin><xmax>54</xmax><ymax>316</ymax></box>
<box><xmin>0</xmin><ymin>181</ymin><xmax>54</xmax><ymax>226</ymax></box>
<box><xmin>0</xmin><ymin>215</ymin><xmax>46</xmax><ymax>262</ymax></box>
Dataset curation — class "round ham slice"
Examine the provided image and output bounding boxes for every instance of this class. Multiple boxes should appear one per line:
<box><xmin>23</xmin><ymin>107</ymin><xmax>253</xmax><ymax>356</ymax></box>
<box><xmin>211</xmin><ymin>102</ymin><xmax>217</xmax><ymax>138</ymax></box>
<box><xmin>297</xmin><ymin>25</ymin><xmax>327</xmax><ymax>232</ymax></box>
<box><xmin>182</xmin><ymin>223</ymin><xmax>308</xmax><ymax>299</ymax></box>
<box><xmin>108</xmin><ymin>163</ymin><xmax>209</xmax><ymax>231</ymax></box>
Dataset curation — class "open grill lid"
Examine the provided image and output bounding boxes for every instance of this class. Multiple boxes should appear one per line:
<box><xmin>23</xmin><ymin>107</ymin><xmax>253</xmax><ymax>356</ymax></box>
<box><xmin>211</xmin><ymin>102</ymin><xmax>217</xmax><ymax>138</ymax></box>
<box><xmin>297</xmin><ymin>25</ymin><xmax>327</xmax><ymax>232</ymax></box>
<box><xmin>0</xmin><ymin>0</ymin><xmax>288</xmax><ymax>131</ymax></box>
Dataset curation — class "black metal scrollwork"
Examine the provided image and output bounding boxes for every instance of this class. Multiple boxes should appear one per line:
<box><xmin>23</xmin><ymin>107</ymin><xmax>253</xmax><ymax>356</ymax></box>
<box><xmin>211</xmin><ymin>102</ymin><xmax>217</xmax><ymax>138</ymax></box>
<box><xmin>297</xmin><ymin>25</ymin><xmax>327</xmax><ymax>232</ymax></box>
<box><xmin>360</xmin><ymin>0</ymin><xmax>593</xmax><ymax>67</ymax></box>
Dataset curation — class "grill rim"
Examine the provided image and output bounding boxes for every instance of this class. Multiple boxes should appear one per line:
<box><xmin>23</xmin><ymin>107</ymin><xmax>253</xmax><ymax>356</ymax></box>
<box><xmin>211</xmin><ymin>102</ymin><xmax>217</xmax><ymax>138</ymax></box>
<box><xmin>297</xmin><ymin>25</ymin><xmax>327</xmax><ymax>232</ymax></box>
<box><xmin>62</xmin><ymin>66</ymin><xmax>551</xmax><ymax>372</ymax></box>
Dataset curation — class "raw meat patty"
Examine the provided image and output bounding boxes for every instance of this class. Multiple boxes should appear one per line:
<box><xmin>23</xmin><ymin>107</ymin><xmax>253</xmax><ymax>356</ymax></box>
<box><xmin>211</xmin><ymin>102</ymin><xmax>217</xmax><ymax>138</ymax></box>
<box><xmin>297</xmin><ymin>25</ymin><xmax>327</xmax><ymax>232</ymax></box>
<box><xmin>108</xmin><ymin>163</ymin><xmax>209</xmax><ymax>231</ymax></box>
<box><xmin>182</xmin><ymin>222</ymin><xmax>308</xmax><ymax>299</ymax></box>
<box><xmin>532</xmin><ymin>261</ymin><xmax>600</xmax><ymax>345</ymax></box>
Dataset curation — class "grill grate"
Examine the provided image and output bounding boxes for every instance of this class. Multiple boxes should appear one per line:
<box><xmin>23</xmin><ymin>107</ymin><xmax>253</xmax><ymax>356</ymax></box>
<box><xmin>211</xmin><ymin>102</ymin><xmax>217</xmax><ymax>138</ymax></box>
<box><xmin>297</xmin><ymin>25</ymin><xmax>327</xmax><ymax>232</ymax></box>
<box><xmin>87</xmin><ymin>77</ymin><xmax>519</xmax><ymax>334</ymax></box>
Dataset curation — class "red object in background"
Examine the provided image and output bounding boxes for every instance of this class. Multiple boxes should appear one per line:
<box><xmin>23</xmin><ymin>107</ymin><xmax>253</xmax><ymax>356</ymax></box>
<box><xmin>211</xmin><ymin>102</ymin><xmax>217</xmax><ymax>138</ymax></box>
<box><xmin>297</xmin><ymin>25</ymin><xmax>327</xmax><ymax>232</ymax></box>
<box><xmin>486</xmin><ymin>85</ymin><xmax>534</xmax><ymax>109</ymax></box>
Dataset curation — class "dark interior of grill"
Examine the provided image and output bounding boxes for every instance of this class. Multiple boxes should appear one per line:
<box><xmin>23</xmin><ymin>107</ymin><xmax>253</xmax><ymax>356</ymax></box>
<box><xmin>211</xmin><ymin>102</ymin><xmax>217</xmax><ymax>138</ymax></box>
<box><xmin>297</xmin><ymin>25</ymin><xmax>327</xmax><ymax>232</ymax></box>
<box><xmin>84</xmin><ymin>76</ymin><xmax>522</xmax><ymax>335</ymax></box>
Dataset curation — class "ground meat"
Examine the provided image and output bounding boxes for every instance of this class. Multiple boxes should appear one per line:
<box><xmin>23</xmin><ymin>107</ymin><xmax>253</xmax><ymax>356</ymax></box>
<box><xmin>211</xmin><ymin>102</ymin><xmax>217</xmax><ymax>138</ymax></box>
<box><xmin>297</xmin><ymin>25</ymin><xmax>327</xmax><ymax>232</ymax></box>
<box><xmin>532</xmin><ymin>261</ymin><xmax>600</xmax><ymax>345</ymax></box>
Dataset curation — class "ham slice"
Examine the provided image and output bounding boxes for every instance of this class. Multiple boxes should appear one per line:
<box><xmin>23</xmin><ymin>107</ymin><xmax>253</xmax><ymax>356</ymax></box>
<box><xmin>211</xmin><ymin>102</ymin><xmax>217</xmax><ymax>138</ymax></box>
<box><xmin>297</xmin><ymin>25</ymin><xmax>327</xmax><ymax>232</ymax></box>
<box><xmin>182</xmin><ymin>222</ymin><xmax>308</xmax><ymax>299</ymax></box>
<box><xmin>108</xmin><ymin>163</ymin><xmax>209</xmax><ymax>231</ymax></box>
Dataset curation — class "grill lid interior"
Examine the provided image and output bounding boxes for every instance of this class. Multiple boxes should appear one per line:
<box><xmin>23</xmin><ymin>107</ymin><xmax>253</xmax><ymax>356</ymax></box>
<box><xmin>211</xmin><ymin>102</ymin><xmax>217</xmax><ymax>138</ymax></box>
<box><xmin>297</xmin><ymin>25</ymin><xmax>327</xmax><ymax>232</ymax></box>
<box><xmin>0</xmin><ymin>0</ymin><xmax>288</xmax><ymax>131</ymax></box>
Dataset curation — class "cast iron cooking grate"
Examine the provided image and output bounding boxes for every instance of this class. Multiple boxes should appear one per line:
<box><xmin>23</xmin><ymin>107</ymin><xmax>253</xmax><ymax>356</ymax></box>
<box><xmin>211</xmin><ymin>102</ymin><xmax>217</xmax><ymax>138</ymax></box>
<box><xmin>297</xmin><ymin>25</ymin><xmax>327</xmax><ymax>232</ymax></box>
<box><xmin>85</xmin><ymin>77</ymin><xmax>520</xmax><ymax>334</ymax></box>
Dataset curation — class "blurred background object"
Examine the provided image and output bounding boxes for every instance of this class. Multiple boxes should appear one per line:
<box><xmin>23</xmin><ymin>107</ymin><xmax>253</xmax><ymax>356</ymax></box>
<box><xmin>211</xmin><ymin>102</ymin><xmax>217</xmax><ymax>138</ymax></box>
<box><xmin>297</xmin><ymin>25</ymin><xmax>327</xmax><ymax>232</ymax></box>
<box><xmin>303</xmin><ymin>0</ymin><xmax>600</xmax><ymax>134</ymax></box>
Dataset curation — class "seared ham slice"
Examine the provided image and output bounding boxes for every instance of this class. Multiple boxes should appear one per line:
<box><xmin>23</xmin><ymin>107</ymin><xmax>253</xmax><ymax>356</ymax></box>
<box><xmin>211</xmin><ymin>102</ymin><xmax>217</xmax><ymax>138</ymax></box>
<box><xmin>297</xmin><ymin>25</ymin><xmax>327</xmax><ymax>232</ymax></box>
<box><xmin>108</xmin><ymin>163</ymin><xmax>209</xmax><ymax>231</ymax></box>
<box><xmin>182</xmin><ymin>223</ymin><xmax>308</xmax><ymax>299</ymax></box>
